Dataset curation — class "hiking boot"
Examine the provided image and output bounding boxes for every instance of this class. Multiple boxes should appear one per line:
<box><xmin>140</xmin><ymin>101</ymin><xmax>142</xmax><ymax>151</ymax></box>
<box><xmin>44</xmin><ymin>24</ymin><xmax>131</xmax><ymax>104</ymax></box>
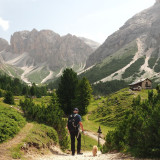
<box><xmin>72</xmin><ymin>153</ymin><xmax>75</xmax><ymax>156</ymax></box>
<box><xmin>77</xmin><ymin>152</ymin><xmax>83</xmax><ymax>155</ymax></box>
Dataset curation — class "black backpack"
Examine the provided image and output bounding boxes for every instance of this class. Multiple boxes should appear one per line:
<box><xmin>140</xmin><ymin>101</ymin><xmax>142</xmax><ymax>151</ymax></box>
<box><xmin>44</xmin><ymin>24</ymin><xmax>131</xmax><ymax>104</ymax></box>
<box><xmin>68</xmin><ymin>114</ymin><xmax>80</xmax><ymax>131</ymax></box>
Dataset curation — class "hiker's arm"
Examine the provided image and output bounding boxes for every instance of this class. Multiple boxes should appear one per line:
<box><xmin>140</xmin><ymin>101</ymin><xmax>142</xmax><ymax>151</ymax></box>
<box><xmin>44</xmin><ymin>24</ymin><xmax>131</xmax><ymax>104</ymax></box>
<box><xmin>79</xmin><ymin>122</ymin><xmax>84</xmax><ymax>132</ymax></box>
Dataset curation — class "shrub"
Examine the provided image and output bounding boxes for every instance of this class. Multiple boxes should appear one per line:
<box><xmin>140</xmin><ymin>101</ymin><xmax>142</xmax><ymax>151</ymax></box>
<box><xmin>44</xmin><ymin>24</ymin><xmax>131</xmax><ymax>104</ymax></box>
<box><xmin>102</xmin><ymin>89</ymin><xmax>160</xmax><ymax>158</ymax></box>
<box><xmin>0</xmin><ymin>106</ymin><xmax>26</xmax><ymax>143</ymax></box>
<box><xmin>3</xmin><ymin>91</ymin><xmax>15</xmax><ymax>104</ymax></box>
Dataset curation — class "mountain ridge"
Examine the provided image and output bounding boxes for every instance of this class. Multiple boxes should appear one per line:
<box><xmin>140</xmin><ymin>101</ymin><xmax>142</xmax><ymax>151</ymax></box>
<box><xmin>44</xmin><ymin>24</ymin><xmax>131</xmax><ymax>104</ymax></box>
<box><xmin>82</xmin><ymin>1</ymin><xmax>160</xmax><ymax>84</ymax></box>
<box><xmin>0</xmin><ymin>29</ymin><xmax>99</xmax><ymax>84</ymax></box>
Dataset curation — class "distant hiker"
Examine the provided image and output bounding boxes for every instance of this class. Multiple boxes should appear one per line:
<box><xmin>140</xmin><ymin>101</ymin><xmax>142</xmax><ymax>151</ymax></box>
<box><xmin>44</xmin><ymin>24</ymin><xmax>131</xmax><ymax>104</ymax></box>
<box><xmin>67</xmin><ymin>108</ymin><xmax>84</xmax><ymax>156</ymax></box>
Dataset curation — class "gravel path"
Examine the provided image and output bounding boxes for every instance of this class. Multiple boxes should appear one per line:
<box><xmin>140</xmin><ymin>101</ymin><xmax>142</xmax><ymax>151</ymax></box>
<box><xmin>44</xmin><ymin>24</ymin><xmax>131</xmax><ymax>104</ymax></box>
<box><xmin>34</xmin><ymin>151</ymin><xmax>132</xmax><ymax>160</ymax></box>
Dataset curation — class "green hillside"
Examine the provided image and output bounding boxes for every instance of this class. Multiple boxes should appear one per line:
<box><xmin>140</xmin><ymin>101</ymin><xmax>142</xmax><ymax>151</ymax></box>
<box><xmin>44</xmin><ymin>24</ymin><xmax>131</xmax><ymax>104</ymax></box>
<box><xmin>83</xmin><ymin>88</ymin><xmax>152</xmax><ymax>135</ymax></box>
<box><xmin>80</xmin><ymin>41</ymin><xmax>138</xmax><ymax>83</ymax></box>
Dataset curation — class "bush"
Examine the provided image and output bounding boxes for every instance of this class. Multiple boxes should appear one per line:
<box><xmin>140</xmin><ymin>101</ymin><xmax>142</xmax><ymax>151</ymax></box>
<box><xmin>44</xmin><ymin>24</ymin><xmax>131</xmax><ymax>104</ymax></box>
<box><xmin>3</xmin><ymin>91</ymin><xmax>15</xmax><ymax>104</ymax></box>
<box><xmin>0</xmin><ymin>106</ymin><xmax>26</xmax><ymax>143</ymax></box>
<box><xmin>20</xmin><ymin>93</ymin><xmax>69</xmax><ymax>150</ymax></box>
<box><xmin>102</xmin><ymin>89</ymin><xmax>160</xmax><ymax>158</ymax></box>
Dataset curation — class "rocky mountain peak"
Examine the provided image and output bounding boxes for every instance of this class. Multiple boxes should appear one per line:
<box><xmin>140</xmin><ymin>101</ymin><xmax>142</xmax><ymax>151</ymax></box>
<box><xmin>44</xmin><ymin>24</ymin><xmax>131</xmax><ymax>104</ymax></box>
<box><xmin>8</xmin><ymin>29</ymin><xmax>95</xmax><ymax>71</ymax></box>
<box><xmin>86</xmin><ymin>1</ymin><xmax>160</xmax><ymax>68</ymax></box>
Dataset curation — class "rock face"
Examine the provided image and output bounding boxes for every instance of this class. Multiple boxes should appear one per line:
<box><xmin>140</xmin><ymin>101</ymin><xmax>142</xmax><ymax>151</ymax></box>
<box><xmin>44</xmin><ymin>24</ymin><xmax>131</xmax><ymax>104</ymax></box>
<box><xmin>86</xmin><ymin>2</ymin><xmax>160</xmax><ymax>68</ymax></box>
<box><xmin>10</xmin><ymin>29</ymin><xmax>94</xmax><ymax>70</ymax></box>
<box><xmin>0</xmin><ymin>38</ymin><xmax>9</xmax><ymax>52</ymax></box>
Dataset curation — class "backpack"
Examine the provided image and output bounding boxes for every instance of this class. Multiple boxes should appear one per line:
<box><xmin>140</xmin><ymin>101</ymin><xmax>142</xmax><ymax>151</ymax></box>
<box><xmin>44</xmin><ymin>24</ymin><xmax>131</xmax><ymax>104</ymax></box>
<box><xmin>68</xmin><ymin>114</ymin><xmax>80</xmax><ymax>131</ymax></box>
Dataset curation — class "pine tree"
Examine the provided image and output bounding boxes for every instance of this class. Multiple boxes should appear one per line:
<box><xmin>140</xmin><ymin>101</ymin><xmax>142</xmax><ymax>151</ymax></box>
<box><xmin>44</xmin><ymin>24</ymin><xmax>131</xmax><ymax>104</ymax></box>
<box><xmin>57</xmin><ymin>68</ymin><xmax>78</xmax><ymax>115</ymax></box>
<box><xmin>30</xmin><ymin>85</ymin><xmax>36</xmax><ymax>97</ymax></box>
<box><xmin>74</xmin><ymin>77</ymin><xmax>92</xmax><ymax>115</ymax></box>
<box><xmin>4</xmin><ymin>91</ymin><xmax>15</xmax><ymax>104</ymax></box>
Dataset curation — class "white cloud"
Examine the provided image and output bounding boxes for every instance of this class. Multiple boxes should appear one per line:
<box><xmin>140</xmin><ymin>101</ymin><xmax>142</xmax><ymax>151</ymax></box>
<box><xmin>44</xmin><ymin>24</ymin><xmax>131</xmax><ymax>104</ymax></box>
<box><xmin>0</xmin><ymin>17</ymin><xmax>9</xmax><ymax>31</ymax></box>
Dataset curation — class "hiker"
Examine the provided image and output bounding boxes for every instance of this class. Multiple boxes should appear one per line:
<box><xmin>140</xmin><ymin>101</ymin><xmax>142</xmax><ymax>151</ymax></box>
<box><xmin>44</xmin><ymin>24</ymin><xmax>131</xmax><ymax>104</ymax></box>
<box><xmin>67</xmin><ymin>108</ymin><xmax>85</xmax><ymax>156</ymax></box>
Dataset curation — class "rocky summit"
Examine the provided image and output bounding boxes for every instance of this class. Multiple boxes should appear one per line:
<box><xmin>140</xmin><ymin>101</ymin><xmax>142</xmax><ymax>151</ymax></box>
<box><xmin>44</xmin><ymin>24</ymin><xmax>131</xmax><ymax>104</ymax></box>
<box><xmin>83</xmin><ymin>1</ymin><xmax>160</xmax><ymax>84</ymax></box>
<box><xmin>0</xmin><ymin>29</ymin><xmax>99</xmax><ymax>84</ymax></box>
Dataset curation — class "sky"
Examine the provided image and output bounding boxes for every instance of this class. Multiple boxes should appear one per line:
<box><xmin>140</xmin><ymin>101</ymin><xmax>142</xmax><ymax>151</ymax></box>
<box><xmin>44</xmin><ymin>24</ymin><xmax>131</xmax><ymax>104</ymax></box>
<box><xmin>0</xmin><ymin>0</ymin><xmax>155</xmax><ymax>44</ymax></box>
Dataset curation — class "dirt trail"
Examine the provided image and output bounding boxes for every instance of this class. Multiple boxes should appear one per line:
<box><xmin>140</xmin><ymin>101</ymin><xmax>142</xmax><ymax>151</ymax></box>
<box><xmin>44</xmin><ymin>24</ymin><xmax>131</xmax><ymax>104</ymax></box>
<box><xmin>34</xmin><ymin>150</ymin><xmax>133</xmax><ymax>160</ymax></box>
<box><xmin>0</xmin><ymin>123</ymin><xmax>33</xmax><ymax>160</ymax></box>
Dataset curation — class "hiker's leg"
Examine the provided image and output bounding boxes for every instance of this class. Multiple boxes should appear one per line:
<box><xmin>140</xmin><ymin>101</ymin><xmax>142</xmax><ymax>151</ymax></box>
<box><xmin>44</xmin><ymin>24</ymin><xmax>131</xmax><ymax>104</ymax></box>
<box><xmin>70</xmin><ymin>132</ymin><xmax>75</xmax><ymax>155</ymax></box>
<box><xmin>77</xmin><ymin>132</ymin><xmax>81</xmax><ymax>153</ymax></box>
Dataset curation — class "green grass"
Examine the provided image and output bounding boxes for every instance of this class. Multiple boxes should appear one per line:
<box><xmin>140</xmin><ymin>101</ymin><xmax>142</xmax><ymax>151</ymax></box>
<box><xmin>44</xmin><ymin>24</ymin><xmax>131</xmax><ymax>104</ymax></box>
<box><xmin>83</xmin><ymin>97</ymin><xmax>114</xmax><ymax>135</ymax></box>
<box><xmin>83</xmin><ymin>88</ymin><xmax>153</xmax><ymax>136</ymax></box>
<box><xmin>27</xmin><ymin>67</ymin><xmax>50</xmax><ymax>84</ymax></box>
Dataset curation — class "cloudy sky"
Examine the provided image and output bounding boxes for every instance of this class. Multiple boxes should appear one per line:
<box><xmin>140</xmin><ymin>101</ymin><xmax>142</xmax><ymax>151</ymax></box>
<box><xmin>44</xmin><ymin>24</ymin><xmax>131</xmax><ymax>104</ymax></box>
<box><xmin>0</xmin><ymin>0</ymin><xmax>155</xmax><ymax>43</ymax></box>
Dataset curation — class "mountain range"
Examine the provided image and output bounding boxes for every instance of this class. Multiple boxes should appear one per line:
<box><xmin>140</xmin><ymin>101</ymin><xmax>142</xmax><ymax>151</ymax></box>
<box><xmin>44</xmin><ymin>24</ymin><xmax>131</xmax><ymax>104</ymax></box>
<box><xmin>1</xmin><ymin>1</ymin><xmax>160</xmax><ymax>85</ymax></box>
<box><xmin>0</xmin><ymin>29</ymin><xmax>100</xmax><ymax>84</ymax></box>
<box><xmin>82</xmin><ymin>0</ymin><xmax>160</xmax><ymax>84</ymax></box>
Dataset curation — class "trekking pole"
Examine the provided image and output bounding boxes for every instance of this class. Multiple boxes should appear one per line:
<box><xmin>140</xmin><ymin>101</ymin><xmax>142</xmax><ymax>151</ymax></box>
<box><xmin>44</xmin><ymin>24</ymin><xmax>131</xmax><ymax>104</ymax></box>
<box><xmin>82</xmin><ymin>131</ymin><xmax>86</xmax><ymax>150</ymax></box>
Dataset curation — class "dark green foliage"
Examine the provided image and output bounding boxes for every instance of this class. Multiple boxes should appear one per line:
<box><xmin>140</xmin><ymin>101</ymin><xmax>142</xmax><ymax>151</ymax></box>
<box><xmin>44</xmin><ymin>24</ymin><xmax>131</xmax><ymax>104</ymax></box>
<box><xmin>20</xmin><ymin>92</ymin><xmax>69</xmax><ymax>150</ymax></box>
<box><xmin>148</xmin><ymin>49</ymin><xmax>159</xmax><ymax>69</ymax></box>
<box><xmin>0</xmin><ymin>106</ymin><xmax>26</xmax><ymax>143</ymax></box>
<box><xmin>0</xmin><ymin>74</ymin><xmax>47</xmax><ymax>97</ymax></box>
<box><xmin>74</xmin><ymin>77</ymin><xmax>92</xmax><ymax>115</ymax></box>
<box><xmin>92</xmin><ymin>80</ymin><xmax>128</xmax><ymax>95</ymax></box>
<box><xmin>3</xmin><ymin>91</ymin><xmax>15</xmax><ymax>104</ymax></box>
<box><xmin>148</xmin><ymin>58</ymin><xmax>157</xmax><ymax>69</ymax></box>
<box><xmin>0</xmin><ymin>90</ymin><xmax>3</xmax><ymax>97</ymax></box>
<box><xmin>154</xmin><ymin>59</ymin><xmax>160</xmax><ymax>73</ymax></box>
<box><xmin>80</xmin><ymin>54</ymin><xmax>135</xmax><ymax>83</ymax></box>
<box><xmin>47</xmin><ymin>78</ymin><xmax>60</xmax><ymax>90</ymax></box>
<box><xmin>57</xmin><ymin>68</ymin><xmax>79</xmax><ymax>115</ymax></box>
<box><xmin>0</xmin><ymin>75</ymin><xmax>26</xmax><ymax>96</ymax></box>
<box><xmin>57</xmin><ymin>68</ymin><xmax>93</xmax><ymax>116</ymax></box>
<box><xmin>29</xmin><ymin>83</ymin><xmax>47</xmax><ymax>98</ymax></box>
<box><xmin>122</xmin><ymin>57</ymin><xmax>145</xmax><ymax>79</ymax></box>
<box><xmin>102</xmin><ymin>89</ymin><xmax>160</xmax><ymax>158</ymax></box>
<box><xmin>30</xmin><ymin>85</ymin><xmax>36</xmax><ymax>97</ymax></box>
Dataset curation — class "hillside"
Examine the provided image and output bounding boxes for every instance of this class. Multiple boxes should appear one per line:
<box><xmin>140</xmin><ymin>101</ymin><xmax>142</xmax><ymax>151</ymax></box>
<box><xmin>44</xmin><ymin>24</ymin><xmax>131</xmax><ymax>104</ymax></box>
<box><xmin>0</xmin><ymin>29</ymin><xmax>100</xmax><ymax>84</ymax></box>
<box><xmin>83</xmin><ymin>1</ymin><xmax>160</xmax><ymax>84</ymax></box>
<box><xmin>83</xmin><ymin>88</ymin><xmax>151</xmax><ymax>135</ymax></box>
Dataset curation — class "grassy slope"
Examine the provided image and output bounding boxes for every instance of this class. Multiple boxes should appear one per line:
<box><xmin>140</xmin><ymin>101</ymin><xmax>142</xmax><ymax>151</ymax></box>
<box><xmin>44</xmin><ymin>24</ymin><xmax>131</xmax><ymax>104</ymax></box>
<box><xmin>83</xmin><ymin>88</ymin><xmax>153</xmax><ymax>136</ymax></box>
<box><xmin>80</xmin><ymin>41</ymin><xmax>138</xmax><ymax>83</ymax></box>
<box><xmin>27</xmin><ymin>67</ymin><xmax>50</xmax><ymax>84</ymax></box>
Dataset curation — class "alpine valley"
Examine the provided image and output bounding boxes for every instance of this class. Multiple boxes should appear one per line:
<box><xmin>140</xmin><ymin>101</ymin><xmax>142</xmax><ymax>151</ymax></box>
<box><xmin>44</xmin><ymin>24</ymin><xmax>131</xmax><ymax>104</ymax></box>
<box><xmin>1</xmin><ymin>1</ymin><xmax>160</xmax><ymax>85</ymax></box>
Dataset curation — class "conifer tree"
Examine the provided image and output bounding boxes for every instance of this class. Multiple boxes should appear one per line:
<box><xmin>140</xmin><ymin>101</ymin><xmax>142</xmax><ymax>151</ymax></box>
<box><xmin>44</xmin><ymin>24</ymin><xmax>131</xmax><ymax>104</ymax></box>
<box><xmin>4</xmin><ymin>91</ymin><xmax>15</xmax><ymax>104</ymax></box>
<box><xmin>57</xmin><ymin>68</ymin><xmax>78</xmax><ymax>115</ymax></box>
<box><xmin>74</xmin><ymin>77</ymin><xmax>92</xmax><ymax>115</ymax></box>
